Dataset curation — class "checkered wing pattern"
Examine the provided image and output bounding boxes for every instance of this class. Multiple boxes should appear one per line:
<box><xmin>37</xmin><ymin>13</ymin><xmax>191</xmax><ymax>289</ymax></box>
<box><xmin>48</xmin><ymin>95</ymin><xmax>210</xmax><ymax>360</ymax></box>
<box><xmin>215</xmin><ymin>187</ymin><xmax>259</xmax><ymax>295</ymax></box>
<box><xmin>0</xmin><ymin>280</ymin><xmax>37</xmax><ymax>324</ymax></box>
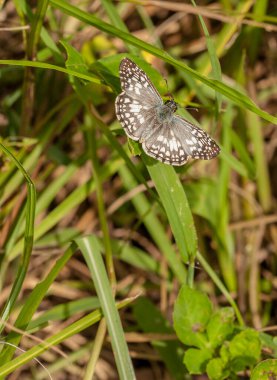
<box><xmin>115</xmin><ymin>58</ymin><xmax>163</xmax><ymax>141</ymax></box>
<box><xmin>115</xmin><ymin>57</ymin><xmax>220</xmax><ymax>166</ymax></box>
<box><xmin>141</xmin><ymin>116</ymin><xmax>220</xmax><ymax>166</ymax></box>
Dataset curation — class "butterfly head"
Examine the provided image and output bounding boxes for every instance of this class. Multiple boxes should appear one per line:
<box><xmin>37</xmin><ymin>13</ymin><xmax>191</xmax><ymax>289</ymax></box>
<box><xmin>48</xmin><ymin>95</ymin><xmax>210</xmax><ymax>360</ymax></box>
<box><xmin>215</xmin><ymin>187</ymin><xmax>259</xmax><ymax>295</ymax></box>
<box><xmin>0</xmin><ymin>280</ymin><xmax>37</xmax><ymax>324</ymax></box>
<box><xmin>164</xmin><ymin>99</ymin><xmax>178</xmax><ymax>113</ymax></box>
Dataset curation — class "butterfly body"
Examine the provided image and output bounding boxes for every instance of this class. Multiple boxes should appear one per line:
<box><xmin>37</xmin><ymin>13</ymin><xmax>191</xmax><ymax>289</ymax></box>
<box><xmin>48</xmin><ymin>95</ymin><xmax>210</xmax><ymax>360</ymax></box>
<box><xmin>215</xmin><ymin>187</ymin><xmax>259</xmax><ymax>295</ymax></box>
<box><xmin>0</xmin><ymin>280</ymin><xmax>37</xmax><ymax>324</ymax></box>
<box><xmin>156</xmin><ymin>100</ymin><xmax>177</xmax><ymax>123</ymax></box>
<box><xmin>115</xmin><ymin>57</ymin><xmax>220</xmax><ymax>166</ymax></box>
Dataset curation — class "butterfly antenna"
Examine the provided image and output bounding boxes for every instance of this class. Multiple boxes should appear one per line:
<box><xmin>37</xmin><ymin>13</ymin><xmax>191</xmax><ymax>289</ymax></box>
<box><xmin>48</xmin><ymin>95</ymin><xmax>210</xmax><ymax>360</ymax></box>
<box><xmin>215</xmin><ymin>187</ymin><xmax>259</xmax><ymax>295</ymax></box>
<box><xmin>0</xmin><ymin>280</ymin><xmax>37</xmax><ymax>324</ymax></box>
<box><xmin>185</xmin><ymin>106</ymin><xmax>199</xmax><ymax>112</ymax></box>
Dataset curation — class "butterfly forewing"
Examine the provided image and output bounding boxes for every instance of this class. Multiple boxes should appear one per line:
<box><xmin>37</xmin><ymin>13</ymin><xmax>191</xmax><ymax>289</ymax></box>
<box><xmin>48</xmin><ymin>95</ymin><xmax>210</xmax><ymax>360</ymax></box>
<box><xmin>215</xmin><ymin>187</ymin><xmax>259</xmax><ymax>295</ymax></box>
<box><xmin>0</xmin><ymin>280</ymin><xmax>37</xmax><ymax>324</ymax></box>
<box><xmin>115</xmin><ymin>57</ymin><xmax>220</xmax><ymax>166</ymax></box>
<box><xmin>115</xmin><ymin>93</ymin><xmax>151</xmax><ymax>140</ymax></box>
<box><xmin>118</xmin><ymin>58</ymin><xmax>162</xmax><ymax>106</ymax></box>
<box><xmin>115</xmin><ymin>58</ymin><xmax>162</xmax><ymax>141</ymax></box>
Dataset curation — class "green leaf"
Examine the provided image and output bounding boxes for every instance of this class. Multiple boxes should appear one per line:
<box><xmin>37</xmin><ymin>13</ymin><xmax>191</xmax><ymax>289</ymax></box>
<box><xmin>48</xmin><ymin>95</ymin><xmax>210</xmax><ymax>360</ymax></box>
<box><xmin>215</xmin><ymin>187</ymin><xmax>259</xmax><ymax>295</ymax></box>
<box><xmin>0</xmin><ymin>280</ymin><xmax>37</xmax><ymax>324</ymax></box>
<box><xmin>119</xmin><ymin>165</ymin><xmax>187</xmax><ymax>282</ymax></box>
<box><xmin>183</xmin><ymin>347</ymin><xmax>212</xmax><ymax>374</ymax></box>
<box><xmin>206</xmin><ymin>358</ymin><xmax>230</xmax><ymax>380</ymax></box>
<box><xmin>146</xmin><ymin>160</ymin><xmax>198</xmax><ymax>263</ymax></box>
<box><xmin>260</xmin><ymin>332</ymin><xmax>277</xmax><ymax>357</ymax></box>
<box><xmin>185</xmin><ymin>179</ymin><xmax>219</xmax><ymax>227</ymax></box>
<box><xmin>60</xmin><ymin>40</ymin><xmax>89</xmax><ymax>75</ymax></box>
<box><xmin>173</xmin><ymin>285</ymin><xmax>212</xmax><ymax>348</ymax></box>
<box><xmin>207</xmin><ymin>307</ymin><xmax>235</xmax><ymax>348</ymax></box>
<box><xmin>229</xmin><ymin>329</ymin><xmax>261</xmax><ymax>371</ymax></box>
<box><xmin>251</xmin><ymin>359</ymin><xmax>277</xmax><ymax>380</ymax></box>
<box><xmin>218</xmin><ymin>343</ymin><xmax>231</xmax><ymax>364</ymax></box>
<box><xmin>28</xmin><ymin>297</ymin><xmax>100</xmax><ymax>330</ymax></box>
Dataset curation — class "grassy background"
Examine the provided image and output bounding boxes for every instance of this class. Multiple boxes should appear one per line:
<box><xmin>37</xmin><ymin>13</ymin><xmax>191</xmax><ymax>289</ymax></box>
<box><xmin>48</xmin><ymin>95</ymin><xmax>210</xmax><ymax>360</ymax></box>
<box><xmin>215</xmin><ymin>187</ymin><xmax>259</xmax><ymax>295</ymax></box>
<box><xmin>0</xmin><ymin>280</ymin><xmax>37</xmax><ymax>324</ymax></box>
<box><xmin>0</xmin><ymin>0</ymin><xmax>276</xmax><ymax>379</ymax></box>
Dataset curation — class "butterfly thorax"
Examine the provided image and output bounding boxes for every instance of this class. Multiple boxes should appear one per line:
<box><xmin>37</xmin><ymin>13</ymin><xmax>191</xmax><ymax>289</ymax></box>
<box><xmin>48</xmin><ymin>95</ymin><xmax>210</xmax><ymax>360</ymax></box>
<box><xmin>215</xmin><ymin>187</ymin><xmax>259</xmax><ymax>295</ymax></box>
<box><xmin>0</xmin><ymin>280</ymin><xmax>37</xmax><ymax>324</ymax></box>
<box><xmin>156</xmin><ymin>100</ymin><xmax>178</xmax><ymax>123</ymax></box>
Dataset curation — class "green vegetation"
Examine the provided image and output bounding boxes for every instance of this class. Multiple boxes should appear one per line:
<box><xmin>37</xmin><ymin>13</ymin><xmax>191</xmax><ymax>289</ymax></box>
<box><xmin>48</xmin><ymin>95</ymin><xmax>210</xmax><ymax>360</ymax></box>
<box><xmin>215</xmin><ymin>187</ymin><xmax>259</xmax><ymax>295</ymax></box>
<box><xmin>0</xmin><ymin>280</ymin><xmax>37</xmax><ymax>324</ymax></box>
<box><xmin>0</xmin><ymin>0</ymin><xmax>276</xmax><ymax>379</ymax></box>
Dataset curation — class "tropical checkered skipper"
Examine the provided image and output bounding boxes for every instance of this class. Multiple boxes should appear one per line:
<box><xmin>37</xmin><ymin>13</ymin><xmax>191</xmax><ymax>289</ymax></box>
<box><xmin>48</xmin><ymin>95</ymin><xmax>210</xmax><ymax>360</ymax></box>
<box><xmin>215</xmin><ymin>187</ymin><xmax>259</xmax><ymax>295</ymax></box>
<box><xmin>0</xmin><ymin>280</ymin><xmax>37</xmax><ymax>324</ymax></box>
<box><xmin>115</xmin><ymin>58</ymin><xmax>220</xmax><ymax>166</ymax></box>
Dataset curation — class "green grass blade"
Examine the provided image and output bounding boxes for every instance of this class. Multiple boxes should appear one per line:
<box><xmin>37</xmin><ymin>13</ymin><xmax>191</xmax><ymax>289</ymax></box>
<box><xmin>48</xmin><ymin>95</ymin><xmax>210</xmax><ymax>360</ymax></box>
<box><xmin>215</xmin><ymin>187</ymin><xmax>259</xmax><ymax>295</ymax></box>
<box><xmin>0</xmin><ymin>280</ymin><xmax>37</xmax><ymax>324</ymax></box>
<box><xmin>246</xmin><ymin>110</ymin><xmax>272</xmax><ymax>212</ymax></box>
<box><xmin>119</xmin><ymin>165</ymin><xmax>187</xmax><ymax>282</ymax></box>
<box><xmin>48</xmin><ymin>0</ymin><xmax>277</xmax><ymax>124</ymax></box>
<box><xmin>0</xmin><ymin>143</ymin><xmax>36</xmax><ymax>333</ymax></box>
<box><xmin>8</xmin><ymin>159</ymin><xmax>122</xmax><ymax>260</ymax></box>
<box><xmin>191</xmin><ymin>0</ymin><xmax>222</xmax><ymax>117</ymax></box>
<box><xmin>0</xmin><ymin>296</ymin><xmax>134</xmax><ymax>378</ymax></box>
<box><xmin>76</xmin><ymin>236</ymin><xmax>135</xmax><ymax>380</ymax></box>
<box><xmin>197</xmin><ymin>251</ymin><xmax>244</xmax><ymax>326</ymax></box>
<box><xmin>101</xmin><ymin>0</ymin><xmax>138</xmax><ymax>54</ymax></box>
<box><xmin>0</xmin><ymin>243</ymin><xmax>76</xmax><ymax>362</ymax></box>
<box><xmin>0</xmin><ymin>59</ymin><xmax>102</xmax><ymax>84</ymax></box>
<box><xmin>144</xmin><ymin>158</ymin><xmax>197</xmax><ymax>264</ymax></box>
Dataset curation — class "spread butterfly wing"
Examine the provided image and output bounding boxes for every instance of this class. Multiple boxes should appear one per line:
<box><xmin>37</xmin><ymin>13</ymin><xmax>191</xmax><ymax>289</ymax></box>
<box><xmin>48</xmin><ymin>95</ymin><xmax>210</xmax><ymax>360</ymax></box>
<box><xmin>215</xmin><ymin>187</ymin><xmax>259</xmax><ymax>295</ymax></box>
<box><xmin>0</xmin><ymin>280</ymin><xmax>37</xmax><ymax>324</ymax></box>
<box><xmin>115</xmin><ymin>58</ymin><xmax>220</xmax><ymax>166</ymax></box>
<box><xmin>142</xmin><ymin>115</ymin><xmax>220</xmax><ymax>166</ymax></box>
<box><xmin>118</xmin><ymin>58</ymin><xmax>162</xmax><ymax>105</ymax></box>
<box><xmin>172</xmin><ymin>115</ymin><xmax>220</xmax><ymax>160</ymax></box>
<box><xmin>115</xmin><ymin>94</ymin><xmax>153</xmax><ymax>140</ymax></box>
<box><xmin>115</xmin><ymin>58</ymin><xmax>163</xmax><ymax>140</ymax></box>
<box><xmin>141</xmin><ymin>118</ymin><xmax>189</xmax><ymax>165</ymax></box>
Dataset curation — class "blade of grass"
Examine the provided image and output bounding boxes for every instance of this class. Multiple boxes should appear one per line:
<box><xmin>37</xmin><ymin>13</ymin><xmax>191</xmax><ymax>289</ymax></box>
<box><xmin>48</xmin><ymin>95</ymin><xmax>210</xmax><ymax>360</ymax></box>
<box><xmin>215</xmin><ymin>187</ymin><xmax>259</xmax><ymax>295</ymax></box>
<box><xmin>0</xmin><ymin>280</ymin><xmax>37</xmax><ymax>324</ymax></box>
<box><xmin>196</xmin><ymin>251</ymin><xmax>244</xmax><ymax>326</ymax></box>
<box><xmin>246</xmin><ymin>110</ymin><xmax>271</xmax><ymax>212</ymax></box>
<box><xmin>8</xmin><ymin>158</ymin><xmax>123</xmax><ymax>260</ymax></box>
<box><xmin>76</xmin><ymin>236</ymin><xmax>135</xmax><ymax>380</ymax></box>
<box><xmin>0</xmin><ymin>60</ymin><xmax>102</xmax><ymax>84</ymax></box>
<box><xmin>0</xmin><ymin>311</ymin><xmax>103</xmax><ymax>377</ymax></box>
<box><xmin>0</xmin><ymin>142</ymin><xmax>36</xmax><ymax>334</ymax></box>
<box><xmin>87</xmin><ymin>121</ymin><xmax>116</xmax><ymax>285</ymax></box>
<box><xmin>216</xmin><ymin>105</ymin><xmax>236</xmax><ymax>290</ymax></box>
<box><xmin>101</xmin><ymin>0</ymin><xmax>138</xmax><ymax>54</ymax></box>
<box><xmin>0</xmin><ymin>243</ymin><xmax>76</xmax><ymax>362</ymax></box>
<box><xmin>119</xmin><ymin>165</ymin><xmax>187</xmax><ymax>283</ymax></box>
<box><xmin>144</xmin><ymin>157</ymin><xmax>197</xmax><ymax>286</ymax></box>
<box><xmin>48</xmin><ymin>0</ymin><xmax>277</xmax><ymax>124</ymax></box>
<box><xmin>191</xmin><ymin>0</ymin><xmax>222</xmax><ymax>121</ymax></box>
<box><xmin>0</xmin><ymin>294</ymin><xmax>137</xmax><ymax>378</ymax></box>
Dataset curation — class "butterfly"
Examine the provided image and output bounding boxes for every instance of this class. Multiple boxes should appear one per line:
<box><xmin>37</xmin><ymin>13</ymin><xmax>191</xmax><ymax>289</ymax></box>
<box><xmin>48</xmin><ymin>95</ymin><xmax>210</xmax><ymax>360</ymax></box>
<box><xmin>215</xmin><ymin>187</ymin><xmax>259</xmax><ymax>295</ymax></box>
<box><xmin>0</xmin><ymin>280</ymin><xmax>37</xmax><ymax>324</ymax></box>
<box><xmin>115</xmin><ymin>58</ymin><xmax>220</xmax><ymax>166</ymax></box>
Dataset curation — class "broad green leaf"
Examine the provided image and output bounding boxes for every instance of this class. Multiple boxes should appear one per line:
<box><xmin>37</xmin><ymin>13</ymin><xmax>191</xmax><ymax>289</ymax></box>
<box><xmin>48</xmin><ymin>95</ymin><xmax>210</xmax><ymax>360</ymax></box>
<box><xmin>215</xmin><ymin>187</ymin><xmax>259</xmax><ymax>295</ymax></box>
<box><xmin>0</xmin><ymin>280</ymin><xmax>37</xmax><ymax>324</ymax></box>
<box><xmin>207</xmin><ymin>308</ymin><xmax>235</xmax><ymax>348</ymax></box>
<box><xmin>173</xmin><ymin>285</ymin><xmax>212</xmax><ymax>348</ymax></box>
<box><xmin>229</xmin><ymin>329</ymin><xmax>261</xmax><ymax>371</ymax></box>
<box><xmin>183</xmin><ymin>347</ymin><xmax>212</xmax><ymax>374</ymax></box>
<box><xmin>206</xmin><ymin>358</ymin><xmax>230</xmax><ymax>380</ymax></box>
<box><xmin>251</xmin><ymin>359</ymin><xmax>277</xmax><ymax>380</ymax></box>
